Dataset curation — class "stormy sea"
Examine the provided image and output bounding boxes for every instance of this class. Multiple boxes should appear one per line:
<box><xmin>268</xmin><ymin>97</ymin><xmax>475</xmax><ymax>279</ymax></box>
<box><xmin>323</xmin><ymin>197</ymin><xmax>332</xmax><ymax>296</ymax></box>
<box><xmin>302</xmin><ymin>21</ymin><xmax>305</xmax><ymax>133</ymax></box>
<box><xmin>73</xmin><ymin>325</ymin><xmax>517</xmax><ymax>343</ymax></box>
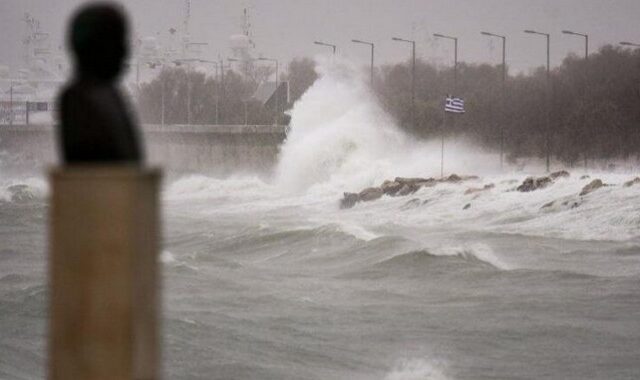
<box><xmin>1</xmin><ymin>61</ymin><xmax>640</xmax><ymax>380</ymax></box>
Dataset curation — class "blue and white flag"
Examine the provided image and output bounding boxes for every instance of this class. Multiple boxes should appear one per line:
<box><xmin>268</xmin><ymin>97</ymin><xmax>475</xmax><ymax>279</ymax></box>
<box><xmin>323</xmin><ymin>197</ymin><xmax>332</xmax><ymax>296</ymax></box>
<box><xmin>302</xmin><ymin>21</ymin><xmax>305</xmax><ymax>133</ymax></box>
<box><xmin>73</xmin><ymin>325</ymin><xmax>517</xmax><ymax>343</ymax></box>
<box><xmin>445</xmin><ymin>96</ymin><xmax>465</xmax><ymax>113</ymax></box>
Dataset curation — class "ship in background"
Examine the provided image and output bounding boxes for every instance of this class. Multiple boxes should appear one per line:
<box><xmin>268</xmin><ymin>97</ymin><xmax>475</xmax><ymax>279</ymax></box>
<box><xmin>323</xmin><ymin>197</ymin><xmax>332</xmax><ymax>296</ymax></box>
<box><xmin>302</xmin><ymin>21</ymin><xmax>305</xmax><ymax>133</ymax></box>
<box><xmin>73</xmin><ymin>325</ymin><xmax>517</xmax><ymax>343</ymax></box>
<box><xmin>0</xmin><ymin>13</ymin><xmax>67</xmax><ymax>125</ymax></box>
<box><xmin>0</xmin><ymin>2</ymin><xmax>289</xmax><ymax>126</ymax></box>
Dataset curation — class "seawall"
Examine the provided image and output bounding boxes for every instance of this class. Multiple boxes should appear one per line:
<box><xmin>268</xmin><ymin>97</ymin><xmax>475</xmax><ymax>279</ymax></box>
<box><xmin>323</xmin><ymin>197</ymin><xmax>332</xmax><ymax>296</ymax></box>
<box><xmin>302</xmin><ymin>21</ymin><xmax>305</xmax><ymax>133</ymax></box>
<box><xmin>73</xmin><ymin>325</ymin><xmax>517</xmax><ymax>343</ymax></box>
<box><xmin>0</xmin><ymin>124</ymin><xmax>287</xmax><ymax>176</ymax></box>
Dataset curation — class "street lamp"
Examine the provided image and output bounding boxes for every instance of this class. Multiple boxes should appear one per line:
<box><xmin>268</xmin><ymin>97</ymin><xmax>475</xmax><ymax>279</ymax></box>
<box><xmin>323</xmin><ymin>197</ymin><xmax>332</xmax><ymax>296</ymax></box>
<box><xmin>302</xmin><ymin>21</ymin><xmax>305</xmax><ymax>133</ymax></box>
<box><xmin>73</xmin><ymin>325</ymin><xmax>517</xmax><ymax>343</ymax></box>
<box><xmin>314</xmin><ymin>41</ymin><xmax>336</xmax><ymax>55</ymax></box>
<box><xmin>562</xmin><ymin>30</ymin><xmax>588</xmax><ymax>59</ymax></box>
<box><xmin>524</xmin><ymin>29</ymin><xmax>551</xmax><ymax>172</ymax></box>
<box><xmin>352</xmin><ymin>39</ymin><xmax>375</xmax><ymax>85</ymax></box>
<box><xmin>481</xmin><ymin>31</ymin><xmax>507</xmax><ymax>170</ymax></box>
<box><xmin>433</xmin><ymin>33</ymin><xmax>458</xmax><ymax>92</ymax></box>
<box><xmin>258</xmin><ymin>57</ymin><xmax>280</xmax><ymax>125</ymax></box>
<box><xmin>392</xmin><ymin>36</ymin><xmax>416</xmax><ymax>131</ymax></box>
<box><xmin>563</xmin><ymin>30</ymin><xmax>589</xmax><ymax>169</ymax></box>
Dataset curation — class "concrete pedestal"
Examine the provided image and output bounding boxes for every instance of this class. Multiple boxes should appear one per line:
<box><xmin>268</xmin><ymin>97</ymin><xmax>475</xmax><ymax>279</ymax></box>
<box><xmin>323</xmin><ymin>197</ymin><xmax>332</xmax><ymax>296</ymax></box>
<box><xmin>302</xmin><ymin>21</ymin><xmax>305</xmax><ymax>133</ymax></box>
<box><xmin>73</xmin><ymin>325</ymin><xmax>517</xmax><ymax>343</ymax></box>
<box><xmin>48</xmin><ymin>166</ymin><xmax>161</xmax><ymax>380</ymax></box>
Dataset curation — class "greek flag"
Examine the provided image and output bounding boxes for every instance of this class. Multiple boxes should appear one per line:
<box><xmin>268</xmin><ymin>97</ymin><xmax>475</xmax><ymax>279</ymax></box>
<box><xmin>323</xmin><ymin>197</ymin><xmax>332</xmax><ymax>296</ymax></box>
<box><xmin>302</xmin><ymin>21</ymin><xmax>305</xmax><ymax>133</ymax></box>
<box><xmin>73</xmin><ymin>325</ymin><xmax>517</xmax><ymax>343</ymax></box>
<box><xmin>445</xmin><ymin>96</ymin><xmax>465</xmax><ymax>113</ymax></box>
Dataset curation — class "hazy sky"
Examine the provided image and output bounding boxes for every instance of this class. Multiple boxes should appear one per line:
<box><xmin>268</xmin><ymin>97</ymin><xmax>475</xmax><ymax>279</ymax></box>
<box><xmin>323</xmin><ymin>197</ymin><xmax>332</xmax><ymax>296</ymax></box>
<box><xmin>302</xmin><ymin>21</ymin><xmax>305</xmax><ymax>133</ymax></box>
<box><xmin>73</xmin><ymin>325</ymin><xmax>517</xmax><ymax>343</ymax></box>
<box><xmin>2</xmin><ymin>0</ymin><xmax>640</xmax><ymax>76</ymax></box>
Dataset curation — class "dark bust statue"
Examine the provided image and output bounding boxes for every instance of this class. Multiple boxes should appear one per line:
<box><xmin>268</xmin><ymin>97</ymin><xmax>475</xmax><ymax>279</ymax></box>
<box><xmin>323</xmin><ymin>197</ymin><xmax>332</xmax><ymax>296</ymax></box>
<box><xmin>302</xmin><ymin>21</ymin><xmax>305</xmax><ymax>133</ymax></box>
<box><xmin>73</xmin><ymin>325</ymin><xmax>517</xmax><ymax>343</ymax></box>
<box><xmin>57</xmin><ymin>2</ymin><xmax>143</xmax><ymax>164</ymax></box>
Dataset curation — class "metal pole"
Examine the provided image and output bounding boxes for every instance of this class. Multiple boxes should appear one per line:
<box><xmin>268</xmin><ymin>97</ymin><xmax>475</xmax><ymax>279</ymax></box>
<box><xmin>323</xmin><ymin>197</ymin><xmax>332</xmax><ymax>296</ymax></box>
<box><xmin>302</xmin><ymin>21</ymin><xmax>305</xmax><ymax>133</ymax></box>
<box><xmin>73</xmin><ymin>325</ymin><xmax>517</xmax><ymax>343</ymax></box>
<box><xmin>370</xmin><ymin>43</ymin><xmax>375</xmax><ymax>85</ymax></box>
<box><xmin>220</xmin><ymin>59</ymin><xmax>225</xmax><ymax>124</ymax></box>
<box><xmin>275</xmin><ymin>60</ymin><xmax>279</xmax><ymax>125</ymax></box>
<box><xmin>525</xmin><ymin>30</ymin><xmax>551</xmax><ymax>172</ymax></box>
<box><xmin>454</xmin><ymin>38</ymin><xmax>458</xmax><ymax>93</ymax></box>
<box><xmin>482</xmin><ymin>32</ymin><xmax>508</xmax><ymax>170</ymax></box>
<box><xmin>352</xmin><ymin>40</ymin><xmax>375</xmax><ymax>85</ymax></box>
<box><xmin>161</xmin><ymin>67</ymin><xmax>165</xmax><ymax>126</ymax></box>
<box><xmin>564</xmin><ymin>31</ymin><xmax>590</xmax><ymax>169</ymax></box>
<box><xmin>411</xmin><ymin>41</ymin><xmax>416</xmax><ymax>131</ymax></box>
<box><xmin>215</xmin><ymin>64</ymin><xmax>219</xmax><ymax>124</ymax></box>
<box><xmin>314</xmin><ymin>41</ymin><xmax>337</xmax><ymax>56</ymax></box>
<box><xmin>584</xmin><ymin>35</ymin><xmax>588</xmax><ymax>170</ymax></box>
<box><xmin>244</xmin><ymin>101</ymin><xmax>248</xmax><ymax>125</ymax></box>
<box><xmin>392</xmin><ymin>37</ymin><xmax>416</xmax><ymax>131</ymax></box>
<box><xmin>501</xmin><ymin>36</ymin><xmax>506</xmax><ymax>170</ymax></box>
<box><xmin>9</xmin><ymin>83</ymin><xmax>13</xmax><ymax>126</ymax></box>
<box><xmin>186</xmin><ymin>66</ymin><xmax>191</xmax><ymax>124</ymax></box>
<box><xmin>441</xmin><ymin>104</ymin><xmax>446</xmax><ymax>178</ymax></box>
<box><xmin>546</xmin><ymin>34</ymin><xmax>550</xmax><ymax>173</ymax></box>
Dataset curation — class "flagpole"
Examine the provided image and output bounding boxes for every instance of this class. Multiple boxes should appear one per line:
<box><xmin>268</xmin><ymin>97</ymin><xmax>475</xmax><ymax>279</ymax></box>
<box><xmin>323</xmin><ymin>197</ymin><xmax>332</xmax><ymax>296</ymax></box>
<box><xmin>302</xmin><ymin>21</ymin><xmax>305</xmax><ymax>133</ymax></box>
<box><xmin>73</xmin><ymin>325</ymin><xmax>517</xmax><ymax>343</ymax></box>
<box><xmin>441</xmin><ymin>98</ymin><xmax>446</xmax><ymax>178</ymax></box>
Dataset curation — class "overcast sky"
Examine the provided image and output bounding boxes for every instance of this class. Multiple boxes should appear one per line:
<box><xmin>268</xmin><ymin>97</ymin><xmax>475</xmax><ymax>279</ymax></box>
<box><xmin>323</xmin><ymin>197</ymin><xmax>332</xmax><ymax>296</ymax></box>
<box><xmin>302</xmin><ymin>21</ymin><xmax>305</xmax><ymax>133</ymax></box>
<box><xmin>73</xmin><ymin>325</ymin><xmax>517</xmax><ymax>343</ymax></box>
<box><xmin>2</xmin><ymin>0</ymin><xmax>640</xmax><ymax>76</ymax></box>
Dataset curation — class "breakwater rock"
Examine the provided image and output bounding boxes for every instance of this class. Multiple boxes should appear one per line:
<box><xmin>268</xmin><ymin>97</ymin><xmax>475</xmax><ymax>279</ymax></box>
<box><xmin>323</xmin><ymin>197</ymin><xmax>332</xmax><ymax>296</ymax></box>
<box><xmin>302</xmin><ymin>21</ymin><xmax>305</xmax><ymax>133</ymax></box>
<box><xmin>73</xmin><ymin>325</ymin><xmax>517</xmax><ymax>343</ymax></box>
<box><xmin>339</xmin><ymin>174</ymin><xmax>477</xmax><ymax>209</ymax></box>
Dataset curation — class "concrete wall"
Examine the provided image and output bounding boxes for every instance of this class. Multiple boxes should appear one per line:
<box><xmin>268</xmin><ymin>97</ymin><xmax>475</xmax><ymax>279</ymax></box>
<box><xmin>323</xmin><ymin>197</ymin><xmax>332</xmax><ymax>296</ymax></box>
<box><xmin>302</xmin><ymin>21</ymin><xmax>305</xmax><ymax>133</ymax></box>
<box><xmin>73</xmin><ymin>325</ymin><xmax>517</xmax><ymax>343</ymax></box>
<box><xmin>0</xmin><ymin>124</ymin><xmax>287</xmax><ymax>175</ymax></box>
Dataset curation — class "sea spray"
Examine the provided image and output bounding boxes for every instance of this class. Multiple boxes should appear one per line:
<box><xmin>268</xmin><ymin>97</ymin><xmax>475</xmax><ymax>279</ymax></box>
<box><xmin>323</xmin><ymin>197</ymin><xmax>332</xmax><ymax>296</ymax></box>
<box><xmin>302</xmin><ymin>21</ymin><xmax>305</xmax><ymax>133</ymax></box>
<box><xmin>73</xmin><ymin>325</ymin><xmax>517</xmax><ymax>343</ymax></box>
<box><xmin>276</xmin><ymin>57</ymin><xmax>503</xmax><ymax>195</ymax></box>
<box><xmin>384</xmin><ymin>358</ymin><xmax>451</xmax><ymax>380</ymax></box>
<box><xmin>276</xmin><ymin>57</ymin><xmax>410</xmax><ymax>193</ymax></box>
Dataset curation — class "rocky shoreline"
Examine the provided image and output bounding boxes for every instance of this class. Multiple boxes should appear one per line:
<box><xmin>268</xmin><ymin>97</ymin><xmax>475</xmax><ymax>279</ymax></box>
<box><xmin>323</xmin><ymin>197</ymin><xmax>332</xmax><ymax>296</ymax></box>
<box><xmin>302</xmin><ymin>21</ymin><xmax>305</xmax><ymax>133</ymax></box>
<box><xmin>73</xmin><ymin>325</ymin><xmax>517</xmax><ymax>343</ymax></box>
<box><xmin>339</xmin><ymin>171</ymin><xmax>640</xmax><ymax>210</ymax></box>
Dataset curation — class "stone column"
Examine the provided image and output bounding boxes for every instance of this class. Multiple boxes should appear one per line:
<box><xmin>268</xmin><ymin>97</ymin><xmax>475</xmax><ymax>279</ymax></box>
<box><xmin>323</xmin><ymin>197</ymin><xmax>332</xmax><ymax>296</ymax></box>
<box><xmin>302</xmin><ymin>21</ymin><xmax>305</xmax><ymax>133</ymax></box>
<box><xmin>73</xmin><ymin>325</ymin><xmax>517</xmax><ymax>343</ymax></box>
<box><xmin>48</xmin><ymin>166</ymin><xmax>161</xmax><ymax>380</ymax></box>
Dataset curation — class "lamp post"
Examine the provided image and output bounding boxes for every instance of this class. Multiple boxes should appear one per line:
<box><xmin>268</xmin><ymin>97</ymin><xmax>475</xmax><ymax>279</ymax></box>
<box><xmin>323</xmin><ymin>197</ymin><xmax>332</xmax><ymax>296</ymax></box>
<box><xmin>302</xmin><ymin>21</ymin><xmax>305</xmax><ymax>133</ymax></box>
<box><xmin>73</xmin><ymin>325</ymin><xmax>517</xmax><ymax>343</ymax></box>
<box><xmin>258</xmin><ymin>57</ymin><xmax>280</xmax><ymax>125</ymax></box>
<box><xmin>563</xmin><ymin>30</ymin><xmax>589</xmax><ymax>169</ymax></box>
<box><xmin>314</xmin><ymin>41</ymin><xmax>336</xmax><ymax>55</ymax></box>
<box><xmin>433</xmin><ymin>33</ymin><xmax>458</xmax><ymax>92</ymax></box>
<box><xmin>9</xmin><ymin>81</ymin><xmax>13</xmax><ymax>126</ymax></box>
<box><xmin>481</xmin><ymin>31</ymin><xmax>507</xmax><ymax>170</ymax></box>
<box><xmin>352</xmin><ymin>39</ymin><xmax>375</xmax><ymax>85</ymax></box>
<box><xmin>392</xmin><ymin>37</ymin><xmax>416</xmax><ymax>131</ymax></box>
<box><xmin>433</xmin><ymin>33</ymin><xmax>459</xmax><ymax>178</ymax></box>
<box><xmin>563</xmin><ymin>30</ymin><xmax>588</xmax><ymax>59</ymax></box>
<box><xmin>524</xmin><ymin>29</ymin><xmax>551</xmax><ymax>172</ymax></box>
<box><xmin>621</xmin><ymin>42</ymin><xmax>640</xmax><ymax>165</ymax></box>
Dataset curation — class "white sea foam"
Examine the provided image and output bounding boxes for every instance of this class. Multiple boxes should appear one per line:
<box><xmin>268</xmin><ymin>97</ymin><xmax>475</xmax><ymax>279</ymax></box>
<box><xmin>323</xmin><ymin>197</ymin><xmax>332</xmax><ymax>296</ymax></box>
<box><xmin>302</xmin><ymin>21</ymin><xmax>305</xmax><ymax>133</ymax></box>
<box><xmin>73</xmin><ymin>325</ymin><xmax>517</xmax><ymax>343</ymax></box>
<box><xmin>435</xmin><ymin>243</ymin><xmax>512</xmax><ymax>270</ymax></box>
<box><xmin>384</xmin><ymin>358</ymin><xmax>452</xmax><ymax>380</ymax></box>
<box><xmin>275</xmin><ymin>57</ymin><xmax>500</xmax><ymax>195</ymax></box>
<box><xmin>161</xmin><ymin>250</ymin><xmax>176</xmax><ymax>264</ymax></box>
<box><xmin>163</xmin><ymin>57</ymin><xmax>640</xmax><ymax>244</ymax></box>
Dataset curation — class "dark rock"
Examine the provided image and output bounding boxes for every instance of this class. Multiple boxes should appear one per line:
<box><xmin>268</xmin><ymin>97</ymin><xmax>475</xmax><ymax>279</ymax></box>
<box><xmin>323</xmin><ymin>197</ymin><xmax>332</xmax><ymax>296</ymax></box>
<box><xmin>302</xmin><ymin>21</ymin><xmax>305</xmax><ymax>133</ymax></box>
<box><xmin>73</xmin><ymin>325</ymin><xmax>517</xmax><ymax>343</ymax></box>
<box><xmin>549</xmin><ymin>170</ymin><xmax>570</xmax><ymax>179</ymax></box>
<box><xmin>623</xmin><ymin>177</ymin><xmax>640</xmax><ymax>187</ymax></box>
<box><xmin>517</xmin><ymin>176</ymin><xmax>553</xmax><ymax>192</ymax></box>
<box><xmin>464</xmin><ymin>183</ymin><xmax>495</xmax><ymax>195</ymax></box>
<box><xmin>381</xmin><ymin>180</ymin><xmax>403</xmax><ymax>196</ymax></box>
<box><xmin>541</xmin><ymin>201</ymin><xmax>555</xmax><ymax>209</ymax></box>
<box><xmin>580</xmin><ymin>179</ymin><xmax>604</xmax><ymax>196</ymax></box>
<box><xmin>397</xmin><ymin>183</ymin><xmax>420</xmax><ymax>196</ymax></box>
<box><xmin>340</xmin><ymin>192</ymin><xmax>359</xmax><ymax>209</ymax></box>
<box><xmin>422</xmin><ymin>199</ymin><xmax>430</xmax><ymax>205</ymax></box>
<box><xmin>8</xmin><ymin>184</ymin><xmax>35</xmax><ymax>202</ymax></box>
<box><xmin>400</xmin><ymin>198</ymin><xmax>422</xmax><ymax>210</ymax></box>
<box><xmin>358</xmin><ymin>187</ymin><xmax>384</xmax><ymax>202</ymax></box>
<box><xmin>442</xmin><ymin>174</ymin><xmax>462</xmax><ymax>183</ymax></box>
<box><xmin>463</xmin><ymin>203</ymin><xmax>471</xmax><ymax>210</ymax></box>
<box><xmin>580</xmin><ymin>175</ymin><xmax>590</xmax><ymax>180</ymax></box>
<box><xmin>394</xmin><ymin>177</ymin><xmax>435</xmax><ymax>187</ymax></box>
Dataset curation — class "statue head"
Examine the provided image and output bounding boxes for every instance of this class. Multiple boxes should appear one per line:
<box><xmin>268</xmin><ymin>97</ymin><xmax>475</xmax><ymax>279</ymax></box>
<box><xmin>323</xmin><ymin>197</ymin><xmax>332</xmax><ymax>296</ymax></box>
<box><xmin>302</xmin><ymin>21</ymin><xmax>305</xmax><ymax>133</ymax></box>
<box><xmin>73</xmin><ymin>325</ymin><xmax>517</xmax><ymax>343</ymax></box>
<box><xmin>68</xmin><ymin>2</ymin><xmax>129</xmax><ymax>81</ymax></box>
